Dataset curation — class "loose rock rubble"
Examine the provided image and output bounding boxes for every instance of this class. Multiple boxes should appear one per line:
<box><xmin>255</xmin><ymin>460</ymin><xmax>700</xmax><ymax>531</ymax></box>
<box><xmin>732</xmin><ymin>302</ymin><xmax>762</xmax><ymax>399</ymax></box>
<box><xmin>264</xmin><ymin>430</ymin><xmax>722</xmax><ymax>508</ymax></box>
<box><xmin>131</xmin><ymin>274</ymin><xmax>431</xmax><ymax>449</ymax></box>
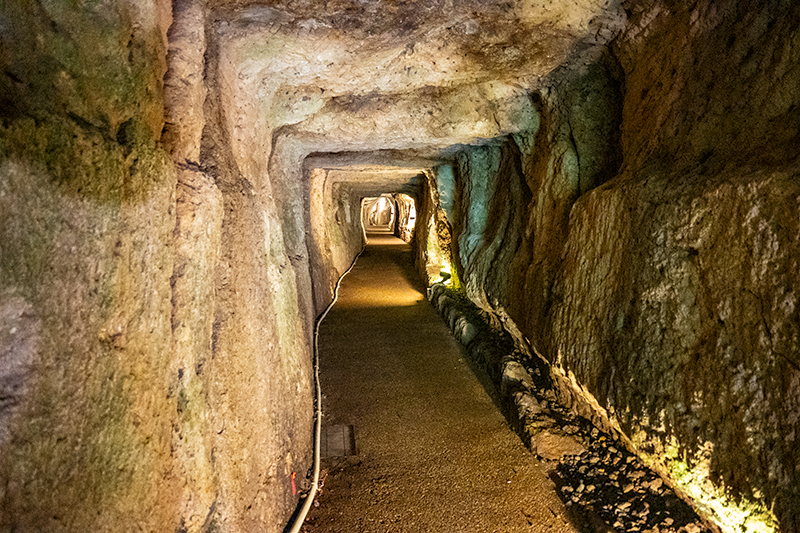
<box><xmin>553</xmin><ymin>436</ymin><xmax>711</xmax><ymax>533</ymax></box>
<box><xmin>428</xmin><ymin>283</ymin><xmax>716</xmax><ymax>533</ymax></box>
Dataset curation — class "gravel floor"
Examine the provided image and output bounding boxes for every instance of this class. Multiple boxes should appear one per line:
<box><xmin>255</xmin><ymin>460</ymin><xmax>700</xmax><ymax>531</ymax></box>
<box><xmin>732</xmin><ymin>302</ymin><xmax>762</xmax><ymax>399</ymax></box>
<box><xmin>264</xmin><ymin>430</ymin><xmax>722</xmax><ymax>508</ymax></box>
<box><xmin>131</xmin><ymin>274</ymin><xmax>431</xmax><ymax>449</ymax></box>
<box><xmin>300</xmin><ymin>234</ymin><xmax>583</xmax><ymax>533</ymax></box>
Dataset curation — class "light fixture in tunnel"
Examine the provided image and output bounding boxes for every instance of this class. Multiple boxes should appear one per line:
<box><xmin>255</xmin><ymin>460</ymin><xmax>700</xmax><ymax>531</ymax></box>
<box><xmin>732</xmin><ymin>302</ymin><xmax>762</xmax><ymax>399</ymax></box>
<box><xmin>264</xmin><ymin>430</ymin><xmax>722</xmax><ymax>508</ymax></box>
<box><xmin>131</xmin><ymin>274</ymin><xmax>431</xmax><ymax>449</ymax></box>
<box><xmin>430</xmin><ymin>256</ymin><xmax>459</xmax><ymax>289</ymax></box>
<box><xmin>438</xmin><ymin>259</ymin><xmax>453</xmax><ymax>284</ymax></box>
<box><xmin>424</xmin><ymin>213</ymin><xmax>458</xmax><ymax>288</ymax></box>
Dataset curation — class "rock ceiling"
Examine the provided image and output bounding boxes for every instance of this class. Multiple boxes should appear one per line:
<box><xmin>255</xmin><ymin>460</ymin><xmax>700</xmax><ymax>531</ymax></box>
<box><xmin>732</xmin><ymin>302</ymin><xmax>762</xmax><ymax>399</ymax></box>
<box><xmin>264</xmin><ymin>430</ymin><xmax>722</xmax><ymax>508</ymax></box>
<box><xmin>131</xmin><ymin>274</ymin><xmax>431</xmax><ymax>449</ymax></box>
<box><xmin>209</xmin><ymin>0</ymin><xmax>625</xmax><ymax>188</ymax></box>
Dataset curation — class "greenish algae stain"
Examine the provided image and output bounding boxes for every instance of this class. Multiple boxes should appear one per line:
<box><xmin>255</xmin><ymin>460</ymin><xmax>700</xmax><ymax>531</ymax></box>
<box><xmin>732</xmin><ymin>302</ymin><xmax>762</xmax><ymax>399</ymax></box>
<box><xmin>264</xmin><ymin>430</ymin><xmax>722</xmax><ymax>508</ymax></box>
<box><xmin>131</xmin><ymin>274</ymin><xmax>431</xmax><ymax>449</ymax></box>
<box><xmin>436</xmin><ymin>165</ymin><xmax>456</xmax><ymax>222</ymax></box>
<box><xmin>0</xmin><ymin>1</ymin><xmax>174</xmax><ymax>529</ymax></box>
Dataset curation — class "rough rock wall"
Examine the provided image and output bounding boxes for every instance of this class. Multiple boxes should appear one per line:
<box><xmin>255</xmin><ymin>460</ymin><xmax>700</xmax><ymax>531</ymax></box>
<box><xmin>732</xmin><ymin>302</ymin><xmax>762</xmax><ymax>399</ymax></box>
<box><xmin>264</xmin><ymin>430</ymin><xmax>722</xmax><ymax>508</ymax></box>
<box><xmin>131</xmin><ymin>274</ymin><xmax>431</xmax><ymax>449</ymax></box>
<box><xmin>163</xmin><ymin>1</ymin><xmax>222</xmax><ymax>530</ymax></box>
<box><xmin>393</xmin><ymin>193</ymin><xmax>417</xmax><ymax>243</ymax></box>
<box><xmin>418</xmin><ymin>166</ymin><xmax>461</xmax><ymax>287</ymax></box>
<box><xmin>305</xmin><ymin>168</ymin><xmax>365</xmax><ymax>312</ymax></box>
<box><xmin>0</xmin><ymin>2</ymin><xmax>181</xmax><ymax>531</ymax></box>
<box><xmin>417</xmin><ymin>170</ymin><xmax>441</xmax><ymax>284</ymax></box>
<box><xmin>556</xmin><ymin>3</ymin><xmax>800</xmax><ymax>529</ymax></box>
<box><xmin>1</xmin><ymin>2</ymin><xmax>319</xmax><ymax>530</ymax></box>
<box><xmin>555</xmin><ymin>168</ymin><xmax>800</xmax><ymax>531</ymax></box>
<box><xmin>196</xmin><ymin>20</ymin><xmax>316</xmax><ymax>532</ymax></box>
<box><xmin>447</xmin><ymin>1</ymin><xmax>800</xmax><ymax>531</ymax></box>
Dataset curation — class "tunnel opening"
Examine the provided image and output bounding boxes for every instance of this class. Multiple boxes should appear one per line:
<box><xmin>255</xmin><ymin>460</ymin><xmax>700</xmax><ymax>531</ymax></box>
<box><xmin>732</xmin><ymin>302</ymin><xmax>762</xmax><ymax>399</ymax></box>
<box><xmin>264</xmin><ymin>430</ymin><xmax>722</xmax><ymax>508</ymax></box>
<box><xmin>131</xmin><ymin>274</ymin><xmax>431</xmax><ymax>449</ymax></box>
<box><xmin>360</xmin><ymin>192</ymin><xmax>418</xmax><ymax>243</ymax></box>
<box><xmin>361</xmin><ymin>195</ymin><xmax>396</xmax><ymax>234</ymax></box>
<box><xmin>295</xmin><ymin>134</ymin><xmax>789</xmax><ymax>533</ymax></box>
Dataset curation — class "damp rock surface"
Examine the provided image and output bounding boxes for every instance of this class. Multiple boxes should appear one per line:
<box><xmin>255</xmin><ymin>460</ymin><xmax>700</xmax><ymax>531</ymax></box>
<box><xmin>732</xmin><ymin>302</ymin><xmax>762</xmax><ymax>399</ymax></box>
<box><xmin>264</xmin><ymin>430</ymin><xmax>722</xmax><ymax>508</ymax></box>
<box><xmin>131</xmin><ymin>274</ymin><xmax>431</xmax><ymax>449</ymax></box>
<box><xmin>435</xmin><ymin>2</ymin><xmax>800</xmax><ymax>530</ymax></box>
<box><xmin>0</xmin><ymin>2</ymin><xmax>179</xmax><ymax>531</ymax></box>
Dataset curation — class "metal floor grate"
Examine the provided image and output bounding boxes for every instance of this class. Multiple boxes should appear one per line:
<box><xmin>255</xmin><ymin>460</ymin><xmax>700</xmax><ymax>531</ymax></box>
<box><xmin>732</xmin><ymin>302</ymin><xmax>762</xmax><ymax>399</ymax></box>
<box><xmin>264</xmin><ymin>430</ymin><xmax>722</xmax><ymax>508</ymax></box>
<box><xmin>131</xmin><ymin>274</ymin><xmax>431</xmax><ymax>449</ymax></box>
<box><xmin>321</xmin><ymin>424</ymin><xmax>356</xmax><ymax>458</ymax></box>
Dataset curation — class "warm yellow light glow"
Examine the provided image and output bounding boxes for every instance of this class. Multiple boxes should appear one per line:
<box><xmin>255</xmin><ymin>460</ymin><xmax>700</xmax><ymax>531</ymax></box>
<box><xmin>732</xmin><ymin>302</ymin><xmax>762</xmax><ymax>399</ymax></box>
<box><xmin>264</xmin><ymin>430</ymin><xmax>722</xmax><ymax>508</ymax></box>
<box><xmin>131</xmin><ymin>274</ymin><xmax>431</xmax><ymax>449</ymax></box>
<box><xmin>338</xmin><ymin>287</ymin><xmax>425</xmax><ymax>308</ymax></box>
<box><xmin>633</xmin><ymin>435</ymin><xmax>778</xmax><ymax>533</ymax></box>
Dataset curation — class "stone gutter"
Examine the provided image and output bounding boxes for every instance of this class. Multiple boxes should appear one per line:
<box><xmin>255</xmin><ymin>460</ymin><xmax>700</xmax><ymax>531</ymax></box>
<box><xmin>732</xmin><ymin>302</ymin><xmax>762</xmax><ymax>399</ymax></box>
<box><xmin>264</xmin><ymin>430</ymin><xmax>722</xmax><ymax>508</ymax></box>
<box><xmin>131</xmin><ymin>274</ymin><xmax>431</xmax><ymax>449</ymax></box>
<box><xmin>427</xmin><ymin>283</ymin><xmax>720</xmax><ymax>533</ymax></box>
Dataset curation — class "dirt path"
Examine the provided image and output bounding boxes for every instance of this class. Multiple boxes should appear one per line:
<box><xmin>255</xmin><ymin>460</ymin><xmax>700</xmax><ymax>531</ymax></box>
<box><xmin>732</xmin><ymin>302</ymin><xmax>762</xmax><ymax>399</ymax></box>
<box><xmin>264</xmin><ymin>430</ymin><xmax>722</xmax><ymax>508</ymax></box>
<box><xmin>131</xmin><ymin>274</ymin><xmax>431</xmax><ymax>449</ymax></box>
<box><xmin>302</xmin><ymin>234</ymin><xmax>585</xmax><ymax>533</ymax></box>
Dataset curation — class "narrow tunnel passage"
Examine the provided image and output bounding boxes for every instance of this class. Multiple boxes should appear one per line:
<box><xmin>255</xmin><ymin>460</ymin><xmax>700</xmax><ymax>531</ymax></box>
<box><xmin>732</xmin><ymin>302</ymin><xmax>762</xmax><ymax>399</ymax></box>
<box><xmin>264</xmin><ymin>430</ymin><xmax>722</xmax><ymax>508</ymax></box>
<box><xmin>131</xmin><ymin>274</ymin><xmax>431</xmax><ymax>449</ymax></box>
<box><xmin>303</xmin><ymin>233</ymin><xmax>579</xmax><ymax>532</ymax></box>
<box><xmin>3</xmin><ymin>2</ymin><xmax>799</xmax><ymax>532</ymax></box>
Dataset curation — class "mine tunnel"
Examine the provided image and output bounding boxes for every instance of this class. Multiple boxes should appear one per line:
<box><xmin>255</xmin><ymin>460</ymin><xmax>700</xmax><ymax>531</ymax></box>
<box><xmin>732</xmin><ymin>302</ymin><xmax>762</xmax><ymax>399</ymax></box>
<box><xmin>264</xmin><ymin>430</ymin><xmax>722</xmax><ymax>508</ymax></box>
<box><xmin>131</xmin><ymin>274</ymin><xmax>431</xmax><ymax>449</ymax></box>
<box><xmin>0</xmin><ymin>1</ymin><xmax>799</xmax><ymax>533</ymax></box>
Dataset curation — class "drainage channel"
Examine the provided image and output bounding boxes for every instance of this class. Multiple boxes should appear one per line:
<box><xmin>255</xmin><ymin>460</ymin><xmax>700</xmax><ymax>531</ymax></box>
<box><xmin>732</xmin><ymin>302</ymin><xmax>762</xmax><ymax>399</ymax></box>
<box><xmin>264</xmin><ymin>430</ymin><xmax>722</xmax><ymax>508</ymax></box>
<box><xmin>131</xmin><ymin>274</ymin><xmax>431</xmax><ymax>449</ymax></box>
<box><xmin>428</xmin><ymin>284</ymin><xmax>718</xmax><ymax>533</ymax></box>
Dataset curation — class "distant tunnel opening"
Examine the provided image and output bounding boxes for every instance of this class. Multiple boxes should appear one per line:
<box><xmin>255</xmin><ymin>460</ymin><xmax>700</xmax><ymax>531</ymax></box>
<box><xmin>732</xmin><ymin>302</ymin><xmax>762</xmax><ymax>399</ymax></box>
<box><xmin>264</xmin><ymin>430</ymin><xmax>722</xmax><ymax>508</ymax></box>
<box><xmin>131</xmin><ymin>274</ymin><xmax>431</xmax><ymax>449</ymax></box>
<box><xmin>360</xmin><ymin>193</ymin><xmax>417</xmax><ymax>242</ymax></box>
<box><xmin>361</xmin><ymin>195</ymin><xmax>395</xmax><ymax>233</ymax></box>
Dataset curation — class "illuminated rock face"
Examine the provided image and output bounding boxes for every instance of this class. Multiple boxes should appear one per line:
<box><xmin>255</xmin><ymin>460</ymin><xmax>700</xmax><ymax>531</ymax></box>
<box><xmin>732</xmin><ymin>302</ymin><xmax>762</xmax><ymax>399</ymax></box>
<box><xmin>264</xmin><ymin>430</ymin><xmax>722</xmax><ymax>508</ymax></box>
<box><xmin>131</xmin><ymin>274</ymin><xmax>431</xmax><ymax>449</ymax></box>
<box><xmin>444</xmin><ymin>3</ymin><xmax>800</xmax><ymax>531</ymax></box>
<box><xmin>1</xmin><ymin>1</ymin><xmax>798</xmax><ymax>533</ymax></box>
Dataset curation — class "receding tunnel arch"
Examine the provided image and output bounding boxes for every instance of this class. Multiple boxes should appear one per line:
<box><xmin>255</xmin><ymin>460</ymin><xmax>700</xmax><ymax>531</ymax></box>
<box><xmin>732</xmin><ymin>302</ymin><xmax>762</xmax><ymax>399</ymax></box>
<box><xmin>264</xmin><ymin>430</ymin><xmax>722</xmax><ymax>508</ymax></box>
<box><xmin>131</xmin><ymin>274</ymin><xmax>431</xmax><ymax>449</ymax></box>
<box><xmin>360</xmin><ymin>193</ymin><xmax>417</xmax><ymax>243</ymax></box>
<box><xmin>302</xmin><ymin>154</ymin><xmax>430</xmax><ymax>314</ymax></box>
<box><xmin>361</xmin><ymin>195</ymin><xmax>396</xmax><ymax>234</ymax></box>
